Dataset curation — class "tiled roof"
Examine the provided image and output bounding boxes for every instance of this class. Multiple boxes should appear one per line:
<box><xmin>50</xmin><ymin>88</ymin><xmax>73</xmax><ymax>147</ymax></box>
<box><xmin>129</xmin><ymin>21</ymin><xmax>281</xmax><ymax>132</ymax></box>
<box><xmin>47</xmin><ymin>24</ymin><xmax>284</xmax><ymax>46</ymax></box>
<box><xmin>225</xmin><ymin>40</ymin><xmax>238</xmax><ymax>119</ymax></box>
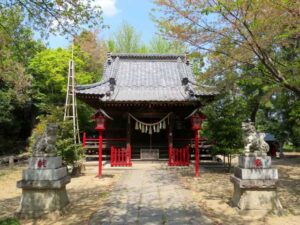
<box><xmin>76</xmin><ymin>53</ymin><xmax>218</xmax><ymax>102</ymax></box>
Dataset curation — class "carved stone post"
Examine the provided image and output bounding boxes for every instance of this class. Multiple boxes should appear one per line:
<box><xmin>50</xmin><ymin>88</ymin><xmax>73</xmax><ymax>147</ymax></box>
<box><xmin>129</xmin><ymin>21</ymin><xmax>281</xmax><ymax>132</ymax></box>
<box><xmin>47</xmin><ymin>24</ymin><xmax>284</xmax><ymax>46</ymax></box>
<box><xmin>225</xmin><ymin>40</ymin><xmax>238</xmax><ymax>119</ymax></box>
<box><xmin>16</xmin><ymin>124</ymin><xmax>70</xmax><ymax>218</ymax></box>
<box><xmin>231</xmin><ymin>122</ymin><xmax>282</xmax><ymax>214</ymax></box>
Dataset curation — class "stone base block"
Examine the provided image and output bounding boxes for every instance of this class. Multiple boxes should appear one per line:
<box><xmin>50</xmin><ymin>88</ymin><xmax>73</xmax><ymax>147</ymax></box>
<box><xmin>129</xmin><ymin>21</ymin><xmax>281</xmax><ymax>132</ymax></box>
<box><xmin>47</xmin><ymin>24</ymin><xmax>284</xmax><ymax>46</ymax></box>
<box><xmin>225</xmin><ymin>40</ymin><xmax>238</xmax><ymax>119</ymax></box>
<box><xmin>231</xmin><ymin>179</ymin><xmax>282</xmax><ymax>211</ymax></box>
<box><xmin>243</xmin><ymin>151</ymin><xmax>267</xmax><ymax>157</ymax></box>
<box><xmin>230</xmin><ymin>175</ymin><xmax>277</xmax><ymax>189</ymax></box>
<box><xmin>16</xmin><ymin>187</ymin><xmax>69</xmax><ymax>219</ymax></box>
<box><xmin>33</xmin><ymin>153</ymin><xmax>57</xmax><ymax>157</ymax></box>
<box><xmin>239</xmin><ymin>155</ymin><xmax>271</xmax><ymax>169</ymax></box>
<box><xmin>22</xmin><ymin>167</ymin><xmax>67</xmax><ymax>181</ymax></box>
<box><xmin>28</xmin><ymin>157</ymin><xmax>62</xmax><ymax>169</ymax></box>
<box><xmin>234</xmin><ymin>167</ymin><xmax>278</xmax><ymax>180</ymax></box>
<box><xmin>17</xmin><ymin>176</ymin><xmax>70</xmax><ymax>189</ymax></box>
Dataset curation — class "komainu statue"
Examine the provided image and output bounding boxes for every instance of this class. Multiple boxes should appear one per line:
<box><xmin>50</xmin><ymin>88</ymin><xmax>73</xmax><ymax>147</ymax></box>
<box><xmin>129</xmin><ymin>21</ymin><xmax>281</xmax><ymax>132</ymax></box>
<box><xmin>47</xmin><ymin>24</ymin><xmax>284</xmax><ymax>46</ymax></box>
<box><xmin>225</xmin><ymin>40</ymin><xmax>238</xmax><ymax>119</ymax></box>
<box><xmin>32</xmin><ymin>123</ymin><xmax>59</xmax><ymax>156</ymax></box>
<box><xmin>241</xmin><ymin>122</ymin><xmax>269</xmax><ymax>154</ymax></box>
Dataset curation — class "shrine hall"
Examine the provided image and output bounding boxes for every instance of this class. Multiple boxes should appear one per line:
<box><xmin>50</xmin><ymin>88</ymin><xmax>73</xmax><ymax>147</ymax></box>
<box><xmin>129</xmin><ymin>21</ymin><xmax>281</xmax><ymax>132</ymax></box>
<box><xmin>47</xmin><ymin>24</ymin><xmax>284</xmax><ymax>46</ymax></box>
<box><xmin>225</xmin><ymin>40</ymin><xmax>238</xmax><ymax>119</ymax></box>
<box><xmin>75</xmin><ymin>53</ymin><xmax>218</xmax><ymax>176</ymax></box>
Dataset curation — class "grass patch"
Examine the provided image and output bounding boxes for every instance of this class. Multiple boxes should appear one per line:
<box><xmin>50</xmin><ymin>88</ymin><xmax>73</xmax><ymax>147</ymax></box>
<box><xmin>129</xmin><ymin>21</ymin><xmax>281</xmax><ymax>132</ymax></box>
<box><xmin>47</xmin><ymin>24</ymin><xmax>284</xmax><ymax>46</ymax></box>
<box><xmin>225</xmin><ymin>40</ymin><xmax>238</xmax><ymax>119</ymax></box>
<box><xmin>0</xmin><ymin>167</ymin><xmax>21</xmax><ymax>181</ymax></box>
<box><xmin>283</xmin><ymin>143</ymin><xmax>300</xmax><ymax>152</ymax></box>
<box><xmin>99</xmin><ymin>191</ymin><xmax>109</xmax><ymax>198</ymax></box>
<box><xmin>0</xmin><ymin>218</ymin><xmax>20</xmax><ymax>225</ymax></box>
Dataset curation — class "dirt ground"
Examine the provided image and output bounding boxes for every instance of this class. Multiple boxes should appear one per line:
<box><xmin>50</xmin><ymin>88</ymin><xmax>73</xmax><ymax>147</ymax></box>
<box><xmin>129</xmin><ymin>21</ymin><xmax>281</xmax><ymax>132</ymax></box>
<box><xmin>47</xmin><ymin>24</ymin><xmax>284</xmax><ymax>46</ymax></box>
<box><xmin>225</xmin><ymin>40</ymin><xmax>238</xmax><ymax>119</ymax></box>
<box><xmin>176</xmin><ymin>155</ymin><xmax>300</xmax><ymax>225</ymax></box>
<box><xmin>0</xmin><ymin>164</ymin><xmax>119</xmax><ymax>225</ymax></box>
<box><xmin>0</xmin><ymin>155</ymin><xmax>299</xmax><ymax>225</ymax></box>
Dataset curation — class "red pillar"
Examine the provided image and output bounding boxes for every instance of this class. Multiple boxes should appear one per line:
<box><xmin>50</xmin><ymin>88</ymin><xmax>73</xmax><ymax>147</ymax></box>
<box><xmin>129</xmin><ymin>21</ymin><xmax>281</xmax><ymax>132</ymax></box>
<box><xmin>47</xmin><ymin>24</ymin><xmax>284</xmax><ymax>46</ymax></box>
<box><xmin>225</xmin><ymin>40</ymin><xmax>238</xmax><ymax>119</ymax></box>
<box><xmin>83</xmin><ymin>132</ymin><xmax>86</xmax><ymax>148</ymax></box>
<box><xmin>126</xmin><ymin>114</ymin><xmax>132</xmax><ymax>166</ymax></box>
<box><xmin>128</xmin><ymin>144</ymin><xmax>132</xmax><ymax>166</ymax></box>
<box><xmin>168</xmin><ymin>113</ymin><xmax>173</xmax><ymax>166</ymax></box>
<box><xmin>168</xmin><ymin>144</ymin><xmax>172</xmax><ymax>165</ymax></box>
<box><xmin>98</xmin><ymin>130</ymin><xmax>103</xmax><ymax>177</ymax></box>
<box><xmin>195</xmin><ymin>130</ymin><xmax>199</xmax><ymax>177</ymax></box>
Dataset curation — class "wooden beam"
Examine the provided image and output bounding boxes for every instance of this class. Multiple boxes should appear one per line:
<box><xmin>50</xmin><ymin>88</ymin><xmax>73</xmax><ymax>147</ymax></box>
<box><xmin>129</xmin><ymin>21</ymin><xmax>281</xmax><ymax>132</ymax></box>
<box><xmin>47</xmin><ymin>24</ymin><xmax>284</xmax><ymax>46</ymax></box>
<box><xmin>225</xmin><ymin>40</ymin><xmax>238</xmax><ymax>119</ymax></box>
<box><xmin>168</xmin><ymin>113</ymin><xmax>174</xmax><ymax>165</ymax></box>
<box><xmin>129</xmin><ymin>112</ymin><xmax>171</xmax><ymax>118</ymax></box>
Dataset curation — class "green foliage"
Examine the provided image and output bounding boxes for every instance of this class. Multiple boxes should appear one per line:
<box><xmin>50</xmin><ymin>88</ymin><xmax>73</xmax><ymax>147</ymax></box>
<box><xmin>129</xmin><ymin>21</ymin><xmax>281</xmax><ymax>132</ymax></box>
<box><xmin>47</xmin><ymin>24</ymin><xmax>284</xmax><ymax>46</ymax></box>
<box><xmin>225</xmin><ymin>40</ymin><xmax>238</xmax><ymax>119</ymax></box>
<box><xmin>29</xmin><ymin>47</ymin><xmax>97</xmax><ymax>112</ymax></box>
<box><xmin>283</xmin><ymin>143</ymin><xmax>300</xmax><ymax>152</ymax></box>
<box><xmin>107</xmin><ymin>39</ymin><xmax>116</xmax><ymax>52</ymax></box>
<box><xmin>150</xmin><ymin>0</ymin><xmax>300</xmax><ymax>151</ymax></box>
<box><xmin>27</xmin><ymin>32</ymin><xmax>106</xmax><ymax>148</ymax></box>
<box><xmin>189</xmin><ymin>52</ymin><xmax>205</xmax><ymax>77</ymax></box>
<box><xmin>0</xmin><ymin>1</ymin><xmax>103</xmax><ymax>37</ymax></box>
<box><xmin>149</xmin><ymin>35</ymin><xmax>186</xmax><ymax>54</ymax></box>
<box><xmin>77</xmin><ymin>101</ymin><xmax>97</xmax><ymax>133</ymax></box>
<box><xmin>0</xmin><ymin>218</ymin><xmax>20</xmax><ymax>225</ymax></box>
<box><xmin>57</xmin><ymin>140</ymin><xmax>83</xmax><ymax>166</ymax></box>
<box><xmin>55</xmin><ymin>121</ymin><xmax>83</xmax><ymax>166</ymax></box>
<box><xmin>74</xmin><ymin>30</ymin><xmax>107</xmax><ymax>77</ymax></box>
<box><xmin>154</xmin><ymin>0</ymin><xmax>300</xmax><ymax>96</ymax></box>
<box><xmin>0</xmin><ymin>7</ymin><xmax>45</xmax><ymax>154</ymax></box>
<box><xmin>0</xmin><ymin>7</ymin><xmax>43</xmax><ymax>122</ymax></box>
<box><xmin>0</xmin><ymin>92</ymin><xmax>14</xmax><ymax>124</ymax></box>
<box><xmin>112</xmin><ymin>22</ymin><xmax>143</xmax><ymax>53</ymax></box>
<box><xmin>203</xmin><ymin>94</ymin><xmax>247</xmax><ymax>156</ymax></box>
<box><xmin>0</xmin><ymin>7</ymin><xmax>45</xmax><ymax>65</ymax></box>
<box><xmin>256</xmin><ymin>91</ymin><xmax>300</xmax><ymax>147</ymax></box>
<box><xmin>0</xmin><ymin>2</ymin><xmax>106</xmax><ymax>156</ymax></box>
<box><xmin>29</xmin><ymin>107</ymin><xmax>83</xmax><ymax>166</ymax></box>
<box><xmin>107</xmin><ymin>23</ymin><xmax>186</xmax><ymax>54</ymax></box>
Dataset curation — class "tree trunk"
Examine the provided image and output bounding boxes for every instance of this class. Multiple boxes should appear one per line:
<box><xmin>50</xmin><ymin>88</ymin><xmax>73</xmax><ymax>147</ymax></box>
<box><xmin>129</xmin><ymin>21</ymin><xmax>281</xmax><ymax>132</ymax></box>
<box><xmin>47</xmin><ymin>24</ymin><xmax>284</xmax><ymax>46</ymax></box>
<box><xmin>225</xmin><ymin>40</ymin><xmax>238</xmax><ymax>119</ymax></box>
<box><xmin>279</xmin><ymin>141</ymin><xmax>285</xmax><ymax>158</ymax></box>
<box><xmin>250</xmin><ymin>103</ymin><xmax>259</xmax><ymax>123</ymax></box>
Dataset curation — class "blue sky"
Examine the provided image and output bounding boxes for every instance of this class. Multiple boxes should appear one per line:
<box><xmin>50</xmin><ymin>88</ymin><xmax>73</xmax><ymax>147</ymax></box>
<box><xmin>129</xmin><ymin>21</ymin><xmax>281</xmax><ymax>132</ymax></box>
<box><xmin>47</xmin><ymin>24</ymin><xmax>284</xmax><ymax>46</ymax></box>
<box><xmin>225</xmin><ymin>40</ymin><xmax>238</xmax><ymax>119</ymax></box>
<box><xmin>48</xmin><ymin>0</ymin><xmax>158</xmax><ymax>48</ymax></box>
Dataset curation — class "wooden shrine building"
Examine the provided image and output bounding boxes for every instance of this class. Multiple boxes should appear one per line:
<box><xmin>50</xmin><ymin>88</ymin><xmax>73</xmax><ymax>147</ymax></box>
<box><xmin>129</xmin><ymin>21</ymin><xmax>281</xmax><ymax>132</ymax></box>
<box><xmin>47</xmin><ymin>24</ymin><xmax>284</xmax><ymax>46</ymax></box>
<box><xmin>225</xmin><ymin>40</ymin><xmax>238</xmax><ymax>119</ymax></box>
<box><xmin>76</xmin><ymin>53</ymin><xmax>218</xmax><ymax>176</ymax></box>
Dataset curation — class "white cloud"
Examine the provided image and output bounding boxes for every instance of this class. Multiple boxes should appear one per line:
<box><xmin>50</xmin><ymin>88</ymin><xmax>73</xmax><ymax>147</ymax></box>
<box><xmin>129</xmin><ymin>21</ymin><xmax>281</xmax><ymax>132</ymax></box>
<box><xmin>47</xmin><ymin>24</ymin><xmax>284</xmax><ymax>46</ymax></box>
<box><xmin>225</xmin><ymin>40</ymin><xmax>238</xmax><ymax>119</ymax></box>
<box><xmin>93</xmin><ymin>0</ymin><xmax>119</xmax><ymax>17</ymax></box>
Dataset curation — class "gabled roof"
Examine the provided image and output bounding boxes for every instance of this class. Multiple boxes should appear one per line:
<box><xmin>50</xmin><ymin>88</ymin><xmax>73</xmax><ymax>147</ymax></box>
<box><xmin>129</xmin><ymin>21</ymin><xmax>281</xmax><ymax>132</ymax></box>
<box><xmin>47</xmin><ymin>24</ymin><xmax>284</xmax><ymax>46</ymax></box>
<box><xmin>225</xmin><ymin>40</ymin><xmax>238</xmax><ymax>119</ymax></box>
<box><xmin>76</xmin><ymin>53</ymin><xmax>218</xmax><ymax>103</ymax></box>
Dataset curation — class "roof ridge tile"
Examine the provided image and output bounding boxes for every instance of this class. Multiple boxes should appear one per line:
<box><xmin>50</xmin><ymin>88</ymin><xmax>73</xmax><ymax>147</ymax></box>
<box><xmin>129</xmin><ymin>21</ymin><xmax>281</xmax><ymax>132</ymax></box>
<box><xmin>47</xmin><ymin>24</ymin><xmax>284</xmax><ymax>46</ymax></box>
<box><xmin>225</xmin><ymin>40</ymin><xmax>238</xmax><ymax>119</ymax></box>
<box><xmin>110</xmin><ymin>53</ymin><xmax>185</xmax><ymax>60</ymax></box>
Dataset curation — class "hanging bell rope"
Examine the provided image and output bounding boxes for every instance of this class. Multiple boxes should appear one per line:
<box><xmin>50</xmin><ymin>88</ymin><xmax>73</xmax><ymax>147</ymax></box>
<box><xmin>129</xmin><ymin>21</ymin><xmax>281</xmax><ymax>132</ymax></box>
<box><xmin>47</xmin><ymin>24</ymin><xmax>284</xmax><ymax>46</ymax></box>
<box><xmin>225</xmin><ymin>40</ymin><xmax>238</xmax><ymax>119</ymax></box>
<box><xmin>129</xmin><ymin>113</ymin><xmax>172</xmax><ymax>135</ymax></box>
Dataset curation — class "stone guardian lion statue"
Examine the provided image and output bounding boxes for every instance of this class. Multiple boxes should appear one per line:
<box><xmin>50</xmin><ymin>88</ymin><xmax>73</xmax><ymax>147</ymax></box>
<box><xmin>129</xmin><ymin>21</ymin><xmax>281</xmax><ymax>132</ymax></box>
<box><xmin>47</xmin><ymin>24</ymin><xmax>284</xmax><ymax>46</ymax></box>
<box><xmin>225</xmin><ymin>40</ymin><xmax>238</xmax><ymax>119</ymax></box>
<box><xmin>32</xmin><ymin>123</ymin><xmax>59</xmax><ymax>156</ymax></box>
<box><xmin>241</xmin><ymin>122</ymin><xmax>269</xmax><ymax>154</ymax></box>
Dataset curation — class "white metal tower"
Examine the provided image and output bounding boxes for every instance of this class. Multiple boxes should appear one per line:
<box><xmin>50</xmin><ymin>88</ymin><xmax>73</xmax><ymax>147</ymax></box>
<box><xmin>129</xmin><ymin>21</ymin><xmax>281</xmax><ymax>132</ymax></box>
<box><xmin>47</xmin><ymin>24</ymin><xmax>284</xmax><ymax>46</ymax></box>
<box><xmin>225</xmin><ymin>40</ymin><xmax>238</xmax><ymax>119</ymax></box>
<box><xmin>63</xmin><ymin>46</ymin><xmax>80</xmax><ymax>144</ymax></box>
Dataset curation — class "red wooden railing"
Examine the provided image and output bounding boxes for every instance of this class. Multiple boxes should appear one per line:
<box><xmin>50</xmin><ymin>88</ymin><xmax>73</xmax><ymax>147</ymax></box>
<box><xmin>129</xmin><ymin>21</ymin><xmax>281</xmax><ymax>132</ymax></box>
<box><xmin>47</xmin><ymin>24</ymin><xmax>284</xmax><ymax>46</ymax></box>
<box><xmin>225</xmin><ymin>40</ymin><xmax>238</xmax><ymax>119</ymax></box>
<box><xmin>82</xmin><ymin>132</ymin><xmax>126</xmax><ymax>148</ymax></box>
<box><xmin>169</xmin><ymin>146</ymin><xmax>190</xmax><ymax>166</ymax></box>
<box><xmin>110</xmin><ymin>146</ymin><xmax>132</xmax><ymax>167</ymax></box>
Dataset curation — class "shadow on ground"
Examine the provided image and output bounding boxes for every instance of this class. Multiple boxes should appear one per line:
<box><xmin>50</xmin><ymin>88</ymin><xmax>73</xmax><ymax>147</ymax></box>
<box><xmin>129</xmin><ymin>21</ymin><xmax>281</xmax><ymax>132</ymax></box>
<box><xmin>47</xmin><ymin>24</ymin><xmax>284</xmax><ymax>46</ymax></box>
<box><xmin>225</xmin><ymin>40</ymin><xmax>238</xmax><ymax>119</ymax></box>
<box><xmin>0</xmin><ymin>171</ymin><xmax>118</xmax><ymax>225</ymax></box>
<box><xmin>164</xmin><ymin>157</ymin><xmax>300</xmax><ymax>225</ymax></box>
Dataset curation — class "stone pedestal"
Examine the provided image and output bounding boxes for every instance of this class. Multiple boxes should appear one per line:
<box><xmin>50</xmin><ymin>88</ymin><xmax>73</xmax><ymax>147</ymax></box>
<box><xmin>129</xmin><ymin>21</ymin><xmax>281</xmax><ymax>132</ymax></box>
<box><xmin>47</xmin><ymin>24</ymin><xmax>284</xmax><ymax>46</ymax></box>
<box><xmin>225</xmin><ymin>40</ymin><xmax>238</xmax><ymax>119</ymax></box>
<box><xmin>16</xmin><ymin>156</ymin><xmax>70</xmax><ymax>218</ymax></box>
<box><xmin>230</xmin><ymin>154</ymin><xmax>282</xmax><ymax>214</ymax></box>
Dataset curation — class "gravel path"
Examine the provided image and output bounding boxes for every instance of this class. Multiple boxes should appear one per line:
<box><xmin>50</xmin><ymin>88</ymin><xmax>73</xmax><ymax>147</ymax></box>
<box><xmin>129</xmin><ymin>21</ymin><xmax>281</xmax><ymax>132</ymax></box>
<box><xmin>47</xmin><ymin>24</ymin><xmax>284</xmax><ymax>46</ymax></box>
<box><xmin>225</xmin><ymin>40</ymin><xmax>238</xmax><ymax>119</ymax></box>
<box><xmin>89</xmin><ymin>163</ymin><xmax>212</xmax><ymax>225</ymax></box>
